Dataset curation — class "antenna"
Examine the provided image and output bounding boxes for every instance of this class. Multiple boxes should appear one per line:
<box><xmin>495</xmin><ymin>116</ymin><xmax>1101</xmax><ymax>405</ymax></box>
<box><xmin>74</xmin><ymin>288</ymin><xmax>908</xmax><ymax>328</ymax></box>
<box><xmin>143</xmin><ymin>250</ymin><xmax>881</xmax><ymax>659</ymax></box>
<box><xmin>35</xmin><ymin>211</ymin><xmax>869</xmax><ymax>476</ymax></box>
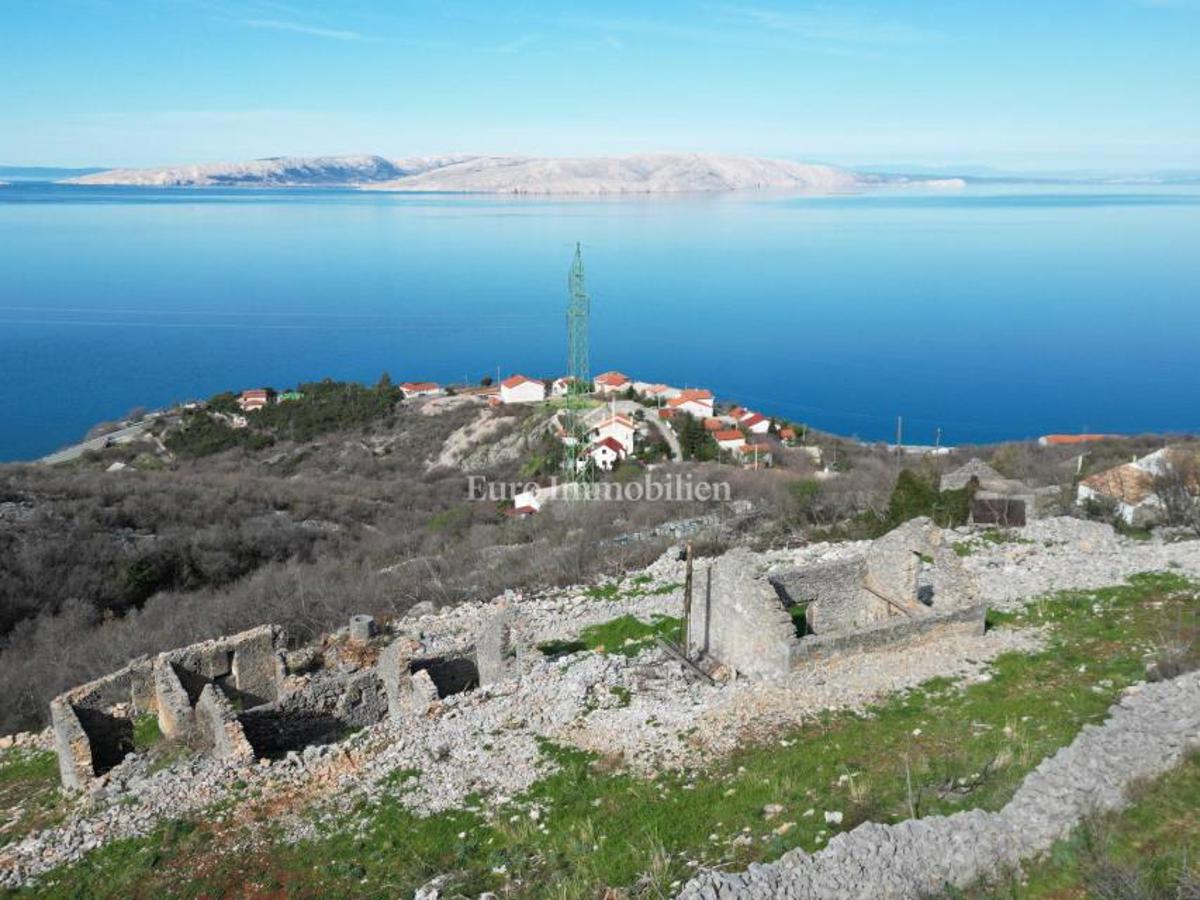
<box><xmin>567</xmin><ymin>242</ymin><xmax>590</xmax><ymax>392</ymax></box>
<box><xmin>565</xmin><ymin>243</ymin><xmax>595</xmax><ymax>487</ymax></box>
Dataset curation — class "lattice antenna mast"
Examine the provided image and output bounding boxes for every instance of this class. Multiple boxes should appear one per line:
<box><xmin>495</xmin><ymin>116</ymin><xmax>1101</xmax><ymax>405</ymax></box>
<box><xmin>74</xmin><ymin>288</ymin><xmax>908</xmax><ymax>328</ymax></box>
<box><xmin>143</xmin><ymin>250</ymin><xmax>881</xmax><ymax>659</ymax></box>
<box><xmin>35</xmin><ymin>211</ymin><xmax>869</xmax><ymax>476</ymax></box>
<box><xmin>566</xmin><ymin>242</ymin><xmax>590</xmax><ymax>393</ymax></box>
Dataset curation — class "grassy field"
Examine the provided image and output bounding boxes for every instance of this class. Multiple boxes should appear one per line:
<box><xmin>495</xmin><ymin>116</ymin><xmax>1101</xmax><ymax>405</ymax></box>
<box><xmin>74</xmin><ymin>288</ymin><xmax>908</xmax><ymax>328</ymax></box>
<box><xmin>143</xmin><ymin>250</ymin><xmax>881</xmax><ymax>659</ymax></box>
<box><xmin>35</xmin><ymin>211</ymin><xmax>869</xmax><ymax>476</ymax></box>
<box><xmin>0</xmin><ymin>750</ymin><xmax>62</xmax><ymax>850</ymax></box>
<box><xmin>15</xmin><ymin>572</ymin><xmax>1200</xmax><ymax>899</ymax></box>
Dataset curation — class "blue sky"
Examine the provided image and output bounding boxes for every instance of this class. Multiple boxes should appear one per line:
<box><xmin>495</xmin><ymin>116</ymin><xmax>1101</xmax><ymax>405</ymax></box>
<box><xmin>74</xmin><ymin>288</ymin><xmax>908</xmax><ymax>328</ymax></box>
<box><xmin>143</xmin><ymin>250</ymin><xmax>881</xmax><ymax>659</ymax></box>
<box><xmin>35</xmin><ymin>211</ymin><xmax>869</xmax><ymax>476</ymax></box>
<box><xmin>2</xmin><ymin>0</ymin><xmax>1197</xmax><ymax>170</ymax></box>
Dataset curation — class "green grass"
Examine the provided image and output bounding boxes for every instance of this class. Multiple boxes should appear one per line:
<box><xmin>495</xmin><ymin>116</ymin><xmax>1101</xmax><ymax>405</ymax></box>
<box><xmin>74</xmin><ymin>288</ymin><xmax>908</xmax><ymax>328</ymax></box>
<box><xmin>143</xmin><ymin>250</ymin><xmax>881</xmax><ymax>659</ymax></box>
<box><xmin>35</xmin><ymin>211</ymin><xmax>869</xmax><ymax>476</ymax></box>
<box><xmin>953</xmin><ymin>750</ymin><xmax>1200</xmax><ymax>898</ymax></box>
<box><xmin>20</xmin><ymin>572</ymin><xmax>1200</xmax><ymax>899</ymax></box>
<box><xmin>538</xmin><ymin>614</ymin><xmax>683</xmax><ymax>660</ymax></box>
<box><xmin>0</xmin><ymin>749</ymin><xmax>63</xmax><ymax>849</ymax></box>
<box><xmin>132</xmin><ymin>714</ymin><xmax>162</xmax><ymax>751</ymax></box>
<box><xmin>582</xmin><ymin>578</ymin><xmax>683</xmax><ymax>602</ymax></box>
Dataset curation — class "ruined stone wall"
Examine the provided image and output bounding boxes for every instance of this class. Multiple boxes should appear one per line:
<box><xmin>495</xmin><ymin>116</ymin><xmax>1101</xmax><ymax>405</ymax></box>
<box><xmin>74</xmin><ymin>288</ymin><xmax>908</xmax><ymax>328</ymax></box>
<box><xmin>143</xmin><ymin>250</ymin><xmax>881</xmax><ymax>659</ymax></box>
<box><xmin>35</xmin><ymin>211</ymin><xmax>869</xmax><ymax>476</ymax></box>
<box><xmin>475</xmin><ymin>610</ymin><xmax>521</xmax><ymax>687</ymax></box>
<box><xmin>688</xmin><ymin>550</ymin><xmax>800</xmax><ymax>678</ymax></box>
<box><xmin>49</xmin><ymin>661</ymin><xmax>153</xmax><ymax>791</ymax></box>
<box><xmin>771</xmin><ymin>518</ymin><xmax>978</xmax><ymax>641</ymax></box>
<box><xmin>194</xmin><ymin>685</ymin><xmax>254</xmax><ymax>763</ymax></box>
<box><xmin>770</xmin><ymin>559</ymin><xmax>869</xmax><ymax>637</ymax></box>
<box><xmin>158</xmin><ymin>624</ymin><xmax>283</xmax><ymax>710</ymax></box>
<box><xmin>788</xmin><ymin>604</ymin><xmax>986</xmax><ymax>667</ymax></box>
<box><xmin>679</xmin><ymin>671</ymin><xmax>1200</xmax><ymax>899</ymax></box>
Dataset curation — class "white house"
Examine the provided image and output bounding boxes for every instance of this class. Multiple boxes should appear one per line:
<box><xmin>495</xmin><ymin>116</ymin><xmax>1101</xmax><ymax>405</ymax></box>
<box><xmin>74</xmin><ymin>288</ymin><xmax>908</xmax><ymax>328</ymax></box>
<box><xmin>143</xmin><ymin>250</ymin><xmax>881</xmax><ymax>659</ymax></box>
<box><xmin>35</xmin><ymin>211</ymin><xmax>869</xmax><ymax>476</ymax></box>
<box><xmin>591</xmin><ymin>414</ymin><xmax>636</xmax><ymax>455</ymax></box>
<box><xmin>512</xmin><ymin>488</ymin><xmax>542</xmax><ymax>516</ymax></box>
<box><xmin>593</xmin><ymin>371</ymin><xmax>632</xmax><ymax>394</ymax></box>
<box><xmin>667</xmin><ymin>389</ymin><xmax>714</xmax><ymax>419</ymax></box>
<box><xmin>1077</xmin><ymin>447</ymin><xmax>1195</xmax><ymax>526</ymax></box>
<box><xmin>551</xmin><ymin>376</ymin><xmax>581</xmax><ymax>397</ymax></box>
<box><xmin>400</xmin><ymin>381</ymin><xmax>442</xmax><ymax>398</ymax></box>
<box><xmin>238</xmin><ymin>389</ymin><xmax>270</xmax><ymax>412</ymax></box>
<box><xmin>742</xmin><ymin>413</ymin><xmax>771</xmax><ymax>435</ymax></box>
<box><xmin>500</xmin><ymin>374</ymin><xmax>546</xmax><ymax>405</ymax></box>
<box><xmin>714</xmin><ymin>429</ymin><xmax>746</xmax><ymax>452</ymax></box>
<box><xmin>642</xmin><ymin>383</ymin><xmax>682</xmax><ymax>402</ymax></box>
<box><xmin>587</xmin><ymin>437</ymin><xmax>626</xmax><ymax>471</ymax></box>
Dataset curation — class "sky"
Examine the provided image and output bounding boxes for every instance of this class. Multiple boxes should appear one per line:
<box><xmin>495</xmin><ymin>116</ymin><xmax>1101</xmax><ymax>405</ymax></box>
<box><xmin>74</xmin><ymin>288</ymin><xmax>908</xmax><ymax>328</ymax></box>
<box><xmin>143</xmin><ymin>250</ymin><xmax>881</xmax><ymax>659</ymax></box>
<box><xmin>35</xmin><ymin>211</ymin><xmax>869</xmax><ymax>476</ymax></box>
<box><xmin>1</xmin><ymin>0</ymin><xmax>1198</xmax><ymax>171</ymax></box>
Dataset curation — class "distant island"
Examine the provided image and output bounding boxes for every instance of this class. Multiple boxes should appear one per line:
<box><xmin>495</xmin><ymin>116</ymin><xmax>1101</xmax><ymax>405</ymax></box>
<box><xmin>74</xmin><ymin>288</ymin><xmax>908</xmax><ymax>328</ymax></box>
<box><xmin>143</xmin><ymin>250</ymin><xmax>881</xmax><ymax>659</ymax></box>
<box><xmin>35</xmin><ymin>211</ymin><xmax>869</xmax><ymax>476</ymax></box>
<box><xmin>61</xmin><ymin>152</ymin><xmax>965</xmax><ymax>195</ymax></box>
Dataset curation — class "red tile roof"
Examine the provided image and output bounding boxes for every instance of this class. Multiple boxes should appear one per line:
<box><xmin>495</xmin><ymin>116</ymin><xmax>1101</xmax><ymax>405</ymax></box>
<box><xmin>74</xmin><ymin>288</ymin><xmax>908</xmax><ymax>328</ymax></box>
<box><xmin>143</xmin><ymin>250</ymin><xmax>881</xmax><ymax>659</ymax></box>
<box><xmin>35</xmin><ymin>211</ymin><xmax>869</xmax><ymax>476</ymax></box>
<box><xmin>591</xmin><ymin>436</ymin><xmax>626</xmax><ymax>455</ymax></box>
<box><xmin>742</xmin><ymin>413</ymin><xmax>767</xmax><ymax>427</ymax></box>
<box><xmin>780</xmin><ymin>427</ymin><xmax>797</xmax><ymax>440</ymax></box>
<box><xmin>1081</xmin><ymin>464</ymin><xmax>1156</xmax><ymax>505</ymax></box>
<box><xmin>1041</xmin><ymin>433</ymin><xmax>1118</xmax><ymax>446</ymax></box>
<box><xmin>501</xmin><ymin>374</ymin><xmax>540</xmax><ymax>389</ymax></box>
<box><xmin>400</xmin><ymin>381</ymin><xmax>439</xmax><ymax>393</ymax></box>
<box><xmin>703</xmin><ymin>418</ymin><xmax>724</xmax><ymax>431</ymax></box>
<box><xmin>594</xmin><ymin>371</ymin><xmax>631</xmax><ymax>387</ymax></box>
<box><xmin>667</xmin><ymin>389</ymin><xmax>713</xmax><ymax>408</ymax></box>
<box><xmin>595</xmin><ymin>414</ymin><xmax>635</xmax><ymax>431</ymax></box>
<box><xmin>714</xmin><ymin>430</ymin><xmax>745</xmax><ymax>442</ymax></box>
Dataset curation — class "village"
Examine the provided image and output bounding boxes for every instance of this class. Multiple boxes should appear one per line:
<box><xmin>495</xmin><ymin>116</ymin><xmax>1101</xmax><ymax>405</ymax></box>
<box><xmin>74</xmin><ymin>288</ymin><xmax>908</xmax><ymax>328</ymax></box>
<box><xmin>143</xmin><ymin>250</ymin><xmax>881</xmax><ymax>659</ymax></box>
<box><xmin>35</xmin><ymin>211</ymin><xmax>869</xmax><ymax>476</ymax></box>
<box><xmin>217</xmin><ymin>377</ymin><xmax>1200</xmax><ymax>530</ymax></box>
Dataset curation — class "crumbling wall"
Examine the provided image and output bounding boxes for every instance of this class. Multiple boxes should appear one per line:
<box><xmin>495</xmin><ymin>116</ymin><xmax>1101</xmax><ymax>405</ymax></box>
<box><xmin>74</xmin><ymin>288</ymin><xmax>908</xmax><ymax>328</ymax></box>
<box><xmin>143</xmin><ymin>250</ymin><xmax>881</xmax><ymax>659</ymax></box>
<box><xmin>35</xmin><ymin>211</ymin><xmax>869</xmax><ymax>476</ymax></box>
<box><xmin>772</xmin><ymin>518</ymin><xmax>977</xmax><ymax>639</ymax></box>
<box><xmin>194</xmin><ymin>684</ymin><xmax>254</xmax><ymax>763</ymax></box>
<box><xmin>688</xmin><ymin>549</ymin><xmax>800</xmax><ymax>678</ymax></box>
<box><xmin>771</xmin><ymin>558</ymin><xmax>868</xmax><ymax>636</ymax></box>
<box><xmin>789</xmin><ymin>604</ymin><xmax>986</xmax><ymax>666</ymax></box>
<box><xmin>378</xmin><ymin>639</ymin><xmax>415</xmax><ymax>722</ymax></box>
<box><xmin>49</xmin><ymin>660</ymin><xmax>153</xmax><ymax>791</ymax></box>
<box><xmin>475</xmin><ymin>610</ymin><xmax>521</xmax><ymax>687</ymax></box>
<box><xmin>158</xmin><ymin>624</ymin><xmax>283</xmax><ymax>711</ymax></box>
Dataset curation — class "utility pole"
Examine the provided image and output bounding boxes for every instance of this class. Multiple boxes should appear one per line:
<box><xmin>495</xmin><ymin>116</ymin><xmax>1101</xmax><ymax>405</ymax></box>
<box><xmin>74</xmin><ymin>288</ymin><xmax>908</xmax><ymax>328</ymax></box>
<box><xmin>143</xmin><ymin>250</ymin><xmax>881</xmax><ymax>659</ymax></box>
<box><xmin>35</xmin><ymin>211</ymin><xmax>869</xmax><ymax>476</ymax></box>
<box><xmin>680</xmin><ymin>541</ymin><xmax>694</xmax><ymax>658</ymax></box>
<box><xmin>935</xmin><ymin>427</ymin><xmax>942</xmax><ymax>451</ymax></box>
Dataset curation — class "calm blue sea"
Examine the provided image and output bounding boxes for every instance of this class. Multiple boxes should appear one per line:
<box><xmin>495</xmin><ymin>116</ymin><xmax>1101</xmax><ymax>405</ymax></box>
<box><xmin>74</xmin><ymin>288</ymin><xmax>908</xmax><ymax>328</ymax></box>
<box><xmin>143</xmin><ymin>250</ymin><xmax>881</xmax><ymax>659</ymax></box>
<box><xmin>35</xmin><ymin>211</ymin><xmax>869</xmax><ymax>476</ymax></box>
<box><xmin>1</xmin><ymin>182</ymin><xmax>1198</xmax><ymax>461</ymax></box>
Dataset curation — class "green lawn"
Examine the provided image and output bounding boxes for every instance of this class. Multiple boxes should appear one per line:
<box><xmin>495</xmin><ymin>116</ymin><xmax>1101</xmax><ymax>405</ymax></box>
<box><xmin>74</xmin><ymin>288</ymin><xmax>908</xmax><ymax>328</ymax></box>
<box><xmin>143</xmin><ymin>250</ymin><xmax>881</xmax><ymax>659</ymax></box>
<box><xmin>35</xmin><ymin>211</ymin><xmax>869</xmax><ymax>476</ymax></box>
<box><xmin>19</xmin><ymin>573</ymin><xmax>1200</xmax><ymax>899</ymax></box>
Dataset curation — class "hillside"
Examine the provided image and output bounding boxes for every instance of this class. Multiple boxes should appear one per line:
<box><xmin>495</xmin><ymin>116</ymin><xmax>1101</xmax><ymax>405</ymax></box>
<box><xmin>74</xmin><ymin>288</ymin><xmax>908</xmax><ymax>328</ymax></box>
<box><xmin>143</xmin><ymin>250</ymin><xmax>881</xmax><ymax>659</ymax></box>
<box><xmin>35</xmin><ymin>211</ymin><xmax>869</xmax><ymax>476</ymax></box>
<box><xmin>63</xmin><ymin>153</ymin><xmax>871</xmax><ymax>194</ymax></box>
<box><xmin>364</xmin><ymin>153</ymin><xmax>861</xmax><ymax>195</ymax></box>
<box><xmin>2</xmin><ymin>383</ymin><xmax>1198</xmax><ymax>897</ymax></box>
<box><xmin>63</xmin><ymin>154</ymin><xmax>473</xmax><ymax>187</ymax></box>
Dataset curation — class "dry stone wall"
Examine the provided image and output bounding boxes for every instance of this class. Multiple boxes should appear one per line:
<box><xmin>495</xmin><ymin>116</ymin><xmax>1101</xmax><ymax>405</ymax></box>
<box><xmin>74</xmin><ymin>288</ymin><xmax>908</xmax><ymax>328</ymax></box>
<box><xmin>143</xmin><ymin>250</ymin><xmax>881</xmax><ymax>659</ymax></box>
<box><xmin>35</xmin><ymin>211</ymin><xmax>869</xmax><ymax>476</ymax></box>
<box><xmin>679</xmin><ymin>671</ymin><xmax>1200</xmax><ymax>899</ymax></box>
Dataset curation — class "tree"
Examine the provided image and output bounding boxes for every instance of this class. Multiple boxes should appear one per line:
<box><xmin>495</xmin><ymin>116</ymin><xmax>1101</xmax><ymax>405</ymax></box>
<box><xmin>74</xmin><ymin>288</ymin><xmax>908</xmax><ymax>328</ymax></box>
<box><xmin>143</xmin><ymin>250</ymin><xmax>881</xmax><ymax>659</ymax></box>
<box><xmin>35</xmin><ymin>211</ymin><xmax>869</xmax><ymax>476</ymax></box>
<box><xmin>377</xmin><ymin>372</ymin><xmax>393</xmax><ymax>390</ymax></box>
<box><xmin>480</xmin><ymin>375</ymin><xmax>494</xmax><ymax>387</ymax></box>
<box><xmin>1152</xmin><ymin>450</ymin><xmax>1200</xmax><ymax>534</ymax></box>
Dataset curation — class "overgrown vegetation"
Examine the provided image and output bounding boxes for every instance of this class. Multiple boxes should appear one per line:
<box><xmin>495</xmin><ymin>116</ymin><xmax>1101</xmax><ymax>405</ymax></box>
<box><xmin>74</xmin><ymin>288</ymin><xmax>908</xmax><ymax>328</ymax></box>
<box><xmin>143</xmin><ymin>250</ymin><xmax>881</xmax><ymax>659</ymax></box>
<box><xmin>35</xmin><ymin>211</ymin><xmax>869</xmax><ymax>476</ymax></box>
<box><xmin>0</xmin><ymin>401</ymin><xmax>724</xmax><ymax>734</ymax></box>
<box><xmin>164</xmin><ymin>378</ymin><xmax>404</xmax><ymax>459</ymax></box>
<box><xmin>22</xmin><ymin>573</ymin><xmax>1199</xmax><ymax>898</ymax></box>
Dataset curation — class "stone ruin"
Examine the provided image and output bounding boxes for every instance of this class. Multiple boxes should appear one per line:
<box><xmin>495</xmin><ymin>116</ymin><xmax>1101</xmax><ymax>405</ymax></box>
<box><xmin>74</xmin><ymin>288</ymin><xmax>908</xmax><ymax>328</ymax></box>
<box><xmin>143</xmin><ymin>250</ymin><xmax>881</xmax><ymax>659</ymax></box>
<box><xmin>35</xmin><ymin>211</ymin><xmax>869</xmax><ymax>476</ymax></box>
<box><xmin>686</xmin><ymin>518</ymin><xmax>986</xmax><ymax>678</ymax></box>
<box><xmin>50</xmin><ymin>519</ymin><xmax>983</xmax><ymax>787</ymax></box>
<box><xmin>50</xmin><ymin>610</ymin><xmax>519</xmax><ymax>791</ymax></box>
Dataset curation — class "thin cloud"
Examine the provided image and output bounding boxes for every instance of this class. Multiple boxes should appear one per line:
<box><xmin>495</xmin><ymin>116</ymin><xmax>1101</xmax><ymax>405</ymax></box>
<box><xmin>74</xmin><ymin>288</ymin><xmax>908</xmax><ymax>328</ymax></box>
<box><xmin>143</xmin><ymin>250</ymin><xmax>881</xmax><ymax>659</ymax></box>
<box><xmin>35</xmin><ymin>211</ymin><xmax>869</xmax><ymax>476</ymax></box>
<box><xmin>243</xmin><ymin>18</ymin><xmax>368</xmax><ymax>41</ymax></box>
<box><xmin>716</xmin><ymin>5</ymin><xmax>941</xmax><ymax>46</ymax></box>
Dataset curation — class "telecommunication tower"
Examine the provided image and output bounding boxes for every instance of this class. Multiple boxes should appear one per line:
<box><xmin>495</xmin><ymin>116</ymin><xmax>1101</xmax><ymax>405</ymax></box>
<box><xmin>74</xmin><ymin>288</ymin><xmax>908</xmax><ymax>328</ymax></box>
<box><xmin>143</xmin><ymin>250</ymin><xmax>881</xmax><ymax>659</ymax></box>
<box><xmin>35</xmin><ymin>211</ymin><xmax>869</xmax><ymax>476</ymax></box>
<box><xmin>566</xmin><ymin>242</ymin><xmax>590</xmax><ymax>393</ymax></box>
<box><xmin>564</xmin><ymin>243</ymin><xmax>594</xmax><ymax>486</ymax></box>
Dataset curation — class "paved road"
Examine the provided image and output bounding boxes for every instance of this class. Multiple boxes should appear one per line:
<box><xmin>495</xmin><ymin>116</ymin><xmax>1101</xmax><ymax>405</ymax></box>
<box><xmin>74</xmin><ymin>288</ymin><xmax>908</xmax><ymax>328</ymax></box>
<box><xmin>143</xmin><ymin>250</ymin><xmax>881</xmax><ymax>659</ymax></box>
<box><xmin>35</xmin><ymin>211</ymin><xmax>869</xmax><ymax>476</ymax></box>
<box><xmin>40</xmin><ymin>422</ymin><xmax>150</xmax><ymax>465</ymax></box>
<box><xmin>606</xmin><ymin>399</ymin><xmax>683</xmax><ymax>462</ymax></box>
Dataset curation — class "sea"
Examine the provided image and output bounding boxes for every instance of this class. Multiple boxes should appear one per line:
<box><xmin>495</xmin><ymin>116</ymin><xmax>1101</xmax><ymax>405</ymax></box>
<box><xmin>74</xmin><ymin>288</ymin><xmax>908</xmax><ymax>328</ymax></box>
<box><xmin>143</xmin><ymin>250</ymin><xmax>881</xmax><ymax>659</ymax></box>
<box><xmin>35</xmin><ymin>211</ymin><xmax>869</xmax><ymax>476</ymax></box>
<box><xmin>1</xmin><ymin>181</ymin><xmax>1198</xmax><ymax>462</ymax></box>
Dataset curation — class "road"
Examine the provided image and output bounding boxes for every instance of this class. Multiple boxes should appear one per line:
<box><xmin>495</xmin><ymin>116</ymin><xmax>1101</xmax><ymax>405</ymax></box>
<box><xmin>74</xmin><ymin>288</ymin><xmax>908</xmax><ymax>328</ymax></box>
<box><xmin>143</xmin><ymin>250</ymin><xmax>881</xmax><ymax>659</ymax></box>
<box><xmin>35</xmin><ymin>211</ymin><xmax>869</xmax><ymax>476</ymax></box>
<box><xmin>39</xmin><ymin>422</ymin><xmax>151</xmax><ymax>465</ymax></box>
<box><xmin>606</xmin><ymin>399</ymin><xmax>683</xmax><ymax>462</ymax></box>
